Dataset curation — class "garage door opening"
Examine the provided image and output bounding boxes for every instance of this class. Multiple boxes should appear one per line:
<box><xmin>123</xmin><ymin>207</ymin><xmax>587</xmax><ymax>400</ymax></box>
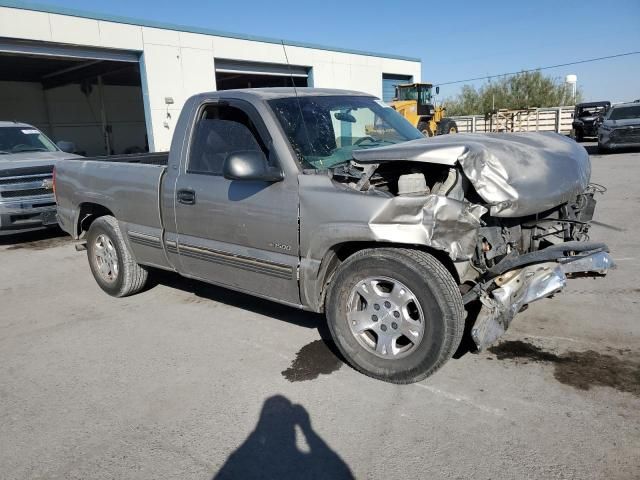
<box><xmin>0</xmin><ymin>39</ymin><xmax>148</xmax><ymax>156</ymax></box>
<box><xmin>215</xmin><ymin>59</ymin><xmax>309</xmax><ymax>90</ymax></box>
<box><xmin>382</xmin><ymin>73</ymin><xmax>413</xmax><ymax>102</ymax></box>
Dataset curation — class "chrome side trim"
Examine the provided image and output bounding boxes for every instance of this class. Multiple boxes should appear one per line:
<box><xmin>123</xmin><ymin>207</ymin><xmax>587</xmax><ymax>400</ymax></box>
<box><xmin>165</xmin><ymin>240</ymin><xmax>178</xmax><ymax>254</ymax></box>
<box><xmin>178</xmin><ymin>243</ymin><xmax>293</xmax><ymax>280</ymax></box>
<box><xmin>128</xmin><ymin>231</ymin><xmax>162</xmax><ymax>249</ymax></box>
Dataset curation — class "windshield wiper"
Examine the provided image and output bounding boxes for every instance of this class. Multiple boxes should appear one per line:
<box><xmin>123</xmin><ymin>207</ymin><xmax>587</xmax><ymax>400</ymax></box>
<box><xmin>0</xmin><ymin>150</ymin><xmax>10</xmax><ymax>155</ymax></box>
<box><xmin>354</xmin><ymin>140</ymin><xmax>396</xmax><ymax>149</ymax></box>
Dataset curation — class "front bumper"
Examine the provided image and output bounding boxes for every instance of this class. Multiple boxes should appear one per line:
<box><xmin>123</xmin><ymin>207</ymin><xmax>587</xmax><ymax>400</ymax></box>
<box><xmin>0</xmin><ymin>196</ymin><xmax>58</xmax><ymax>231</ymax></box>
<box><xmin>599</xmin><ymin>128</ymin><xmax>640</xmax><ymax>149</ymax></box>
<box><xmin>599</xmin><ymin>141</ymin><xmax>640</xmax><ymax>150</ymax></box>
<box><xmin>468</xmin><ymin>245</ymin><xmax>614</xmax><ymax>350</ymax></box>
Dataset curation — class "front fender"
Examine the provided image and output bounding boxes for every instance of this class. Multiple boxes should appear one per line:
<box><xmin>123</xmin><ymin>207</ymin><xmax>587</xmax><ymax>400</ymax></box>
<box><xmin>298</xmin><ymin>174</ymin><xmax>487</xmax><ymax>311</ymax></box>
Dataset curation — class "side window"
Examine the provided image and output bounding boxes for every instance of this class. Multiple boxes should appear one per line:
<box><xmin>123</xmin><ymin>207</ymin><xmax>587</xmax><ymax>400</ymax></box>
<box><xmin>188</xmin><ymin>104</ymin><xmax>267</xmax><ymax>175</ymax></box>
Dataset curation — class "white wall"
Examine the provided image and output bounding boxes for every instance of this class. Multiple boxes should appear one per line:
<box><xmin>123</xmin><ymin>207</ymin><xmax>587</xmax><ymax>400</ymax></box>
<box><xmin>0</xmin><ymin>80</ymin><xmax>147</xmax><ymax>155</ymax></box>
<box><xmin>0</xmin><ymin>5</ymin><xmax>421</xmax><ymax>152</ymax></box>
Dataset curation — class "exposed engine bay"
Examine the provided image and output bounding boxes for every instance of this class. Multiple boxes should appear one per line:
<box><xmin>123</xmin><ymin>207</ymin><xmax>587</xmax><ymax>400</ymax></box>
<box><xmin>330</xmin><ymin>159</ymin><xmax>604</xmax><ymax>275</ymax></box>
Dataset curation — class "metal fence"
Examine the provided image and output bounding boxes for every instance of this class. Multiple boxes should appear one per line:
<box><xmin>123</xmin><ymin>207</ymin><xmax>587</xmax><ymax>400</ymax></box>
<box><xmin>450</xmin><ymin>107</ymin><xmax>575</xmax><ymax>135</ymax></box>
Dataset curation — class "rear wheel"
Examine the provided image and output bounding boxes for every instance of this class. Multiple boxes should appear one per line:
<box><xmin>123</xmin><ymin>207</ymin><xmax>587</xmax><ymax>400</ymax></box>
<box><xmin>325</xmin><ymin>248</ymin><xmax>465</xmax><ymax>383</ymax></box>
<box><xmin>86</xmin><ymin>216</ymin><xmax>148</xmax><ymax>297</ymax></box>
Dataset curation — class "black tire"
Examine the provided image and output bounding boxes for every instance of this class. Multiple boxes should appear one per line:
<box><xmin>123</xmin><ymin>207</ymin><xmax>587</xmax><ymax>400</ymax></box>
<box><xmin>417</xmin><ymin>121</ymin><xmax>434</xmax><ymax>137</ymax></box>
<box><xmin>325</xmin><ymin>248</ymin><xmax>465</xmax><ymax>384</ymax></box>
<box><xmin>597</xmin><ymin>143</ymin><xmax>608</xmax><ymax>154</ymax></box>
<box><xmin>86</xmin><ymin>215</ymin><xmax>148</xmax><ymax>297</ymax></box>
<box><xmin>575</xmin><ymin>128</ymin><xmax>584</xmax><ymax>142</ymax></box>
<box><xmin>437</xmin><ymin>119</ymin><xmax>458</xmax><ymax>135</ymax></box>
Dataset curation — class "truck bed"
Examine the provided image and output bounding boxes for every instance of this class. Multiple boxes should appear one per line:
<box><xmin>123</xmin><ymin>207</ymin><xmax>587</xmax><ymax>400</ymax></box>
<box><xmin>54</xmin><ymin>152</ymin><xmax>168</xmax><ymax>242</ymax></box>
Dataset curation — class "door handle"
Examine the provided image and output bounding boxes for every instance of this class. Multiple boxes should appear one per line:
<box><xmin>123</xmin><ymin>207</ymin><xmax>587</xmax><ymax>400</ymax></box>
<box><xmin>177</xmin><ymin>189</ymin><xmax>196</xmax><ymax>205</ymax></box>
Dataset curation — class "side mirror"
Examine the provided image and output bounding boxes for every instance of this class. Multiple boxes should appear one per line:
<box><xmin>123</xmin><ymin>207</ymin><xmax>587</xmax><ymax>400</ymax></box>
<box><xmin>223</xmin><ymin>150</ymin><xmax>283</xmax><ymax>182</ymax></box>
<box><xmin>56</xmin><ymin>141</ymin><xmax>76</xmax><ymax>153</ymax></box>
<box><xmin>435</xmin><ymin>86</ymin><xmax>440</xmax><ymax>95</ymax></box>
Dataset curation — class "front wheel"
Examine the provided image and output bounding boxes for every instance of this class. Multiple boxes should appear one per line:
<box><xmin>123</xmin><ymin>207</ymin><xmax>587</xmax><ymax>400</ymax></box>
<box><xmin>417</xmin><ymin>121</ymin><xmax>434</xmax><ymax>137</ymax></box>
<box><xmin>86</xmin><ymin>216</ymin><xmax>148</xmax><ymax>297</ymax></box>
<box><xmin>325</xmin><ymin>248</ymin><xmax>465</xmax><ymax>383</ymax></box>
<box><xmin>437</xmin><ymin>119</ymin><xmax>458</xmax><ymax>135</ymax></box>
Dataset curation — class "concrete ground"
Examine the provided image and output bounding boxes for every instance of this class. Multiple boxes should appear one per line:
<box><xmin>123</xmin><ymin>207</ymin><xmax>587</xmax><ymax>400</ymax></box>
<box><xmin>1</xmin><ymin>145</ymin><xmax>639</xmax><ymax>480</ymax></box>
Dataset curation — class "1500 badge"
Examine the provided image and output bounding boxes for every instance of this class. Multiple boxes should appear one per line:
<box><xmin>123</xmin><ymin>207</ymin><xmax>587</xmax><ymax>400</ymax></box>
<box><xmin>269</xmin><ymin>242</ymin><xmax>292</xmax><ymax>251</ymax></box>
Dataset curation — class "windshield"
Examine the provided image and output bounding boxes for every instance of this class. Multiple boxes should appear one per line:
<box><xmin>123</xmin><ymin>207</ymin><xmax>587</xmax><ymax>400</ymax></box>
<box><xmin>577</xmin><ymin>105</ymin><xmax>607</xmax><ymax>117</ymax></box>
<box><xmin>0</xmin><ymin>126</ymin><xmax>58</xmax><ymax>155</ymax></box>
<box><xmin>396</xmin><ymin>86</ymin><xmax>419</xmax><ymax>101</ymax></box>
<box><xmin>396</xmin><ymin>85</ymin><xmax>432</xmax><ymax>105</ymax></box>
<box><xmin>608</xmin><ymin>105</ymin><xmax>640</xmax><ymax>121</ymax></box>
<box><xmin>268</xmin><ymin>95</ymin><xmax>424</xmax><ymax>169</ymax></box>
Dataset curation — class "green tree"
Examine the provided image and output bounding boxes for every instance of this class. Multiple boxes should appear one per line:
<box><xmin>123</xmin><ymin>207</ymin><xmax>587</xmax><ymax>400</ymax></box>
<box><xmin>443</xmin><ymin>71</ymin><xmax>582</xmax><ymax>116</ymax></box>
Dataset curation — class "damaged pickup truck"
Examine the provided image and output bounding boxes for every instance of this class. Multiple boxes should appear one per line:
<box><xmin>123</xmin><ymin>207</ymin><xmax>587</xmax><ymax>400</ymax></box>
<box><xmin>54</xmin><ymin>88</ymin><xmax>613</xmax><ymax>383</ymax></box>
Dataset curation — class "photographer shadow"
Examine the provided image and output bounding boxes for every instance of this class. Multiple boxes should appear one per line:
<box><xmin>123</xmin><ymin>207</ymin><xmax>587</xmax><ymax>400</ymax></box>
<box><xmin>214</xmin><ymin>395</ymin><xmax>353</xmax><ymax>480</ymax></box>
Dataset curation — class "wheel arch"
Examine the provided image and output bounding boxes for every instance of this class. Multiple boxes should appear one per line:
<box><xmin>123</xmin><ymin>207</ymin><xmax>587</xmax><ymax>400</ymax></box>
<box><xmin>303</xmin><ymin>241</ymin><xmax>460</xmax><ymax>313</ymax></box>
<box><xmin>76</xmin><ymin>202</ymin><xmax>115</xmax><ymax>239</ymax></box>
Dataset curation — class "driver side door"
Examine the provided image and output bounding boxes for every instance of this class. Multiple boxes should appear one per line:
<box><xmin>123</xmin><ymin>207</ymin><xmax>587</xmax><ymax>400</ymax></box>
<box><xmin>174</xmin><ymin>100</ymin><xmax>301</xmax><ymax>305</ymax></box>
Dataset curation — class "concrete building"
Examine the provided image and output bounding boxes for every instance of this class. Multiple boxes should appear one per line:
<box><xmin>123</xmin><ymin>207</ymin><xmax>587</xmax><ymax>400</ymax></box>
<box><xmin>0</xmin><ymin>1</ymin><xmax>421</xmax><ymax>155</ymax></box>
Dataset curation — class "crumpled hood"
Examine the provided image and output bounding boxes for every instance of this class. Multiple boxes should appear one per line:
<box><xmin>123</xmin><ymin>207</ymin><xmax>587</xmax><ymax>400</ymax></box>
<box><xmin>352</xmin><ymin>132</ymin><xmax>591</xmax><ymax>217</ymax></box>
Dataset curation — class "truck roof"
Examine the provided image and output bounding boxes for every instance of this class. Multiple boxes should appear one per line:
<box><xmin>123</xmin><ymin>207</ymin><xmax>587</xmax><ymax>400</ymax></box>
<box><xmin>0</xmin><ymin>121</ymin><xmax>36</xmax><ymax>128</ymax></box>
<box><xmin>611</xmin><ymin>101</ymin><xmax>640</xmax><ymax>109</ymax></box>
<box><xmin>576</xmin><ymin>101</ymin><xmax>610</xmax><ymax>108</ymax></box>
<box><xmin>199</xmin><ymin>87</ymin><xmax>374</xmax><ymax>100</ymax></box>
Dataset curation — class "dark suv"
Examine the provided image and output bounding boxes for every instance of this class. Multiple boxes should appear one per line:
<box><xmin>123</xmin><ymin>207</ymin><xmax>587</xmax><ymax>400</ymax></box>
<box><xmin>572</xmin><ymin>101</ymin><xmax>610</xmax><ymax>141</ymax></box>
<box><xmin>598</xmin><ymin>101</ymin><xmax>640</xmax><ymax>152</ymax></box>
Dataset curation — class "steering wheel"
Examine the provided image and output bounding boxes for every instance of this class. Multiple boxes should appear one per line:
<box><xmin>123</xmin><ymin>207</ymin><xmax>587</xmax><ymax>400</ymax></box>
<box><xmin>354</xmin><ymin>136</ymin><xmax>377</xmax><ymax>146</ymax></box>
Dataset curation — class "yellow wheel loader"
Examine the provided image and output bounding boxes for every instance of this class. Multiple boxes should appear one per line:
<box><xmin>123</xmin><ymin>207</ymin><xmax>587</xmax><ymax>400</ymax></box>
<box><xmin>390</xmin><ymin>83</ymin><xmax>458</xmax><ymax>137</ymax></box>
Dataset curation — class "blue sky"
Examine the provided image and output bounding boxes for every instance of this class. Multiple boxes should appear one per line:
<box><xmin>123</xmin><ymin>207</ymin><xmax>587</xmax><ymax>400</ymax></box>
<box><xmin>27</xmin><ymin>0</ymin><xmax>640</xmax><ymax>102</ymax></box>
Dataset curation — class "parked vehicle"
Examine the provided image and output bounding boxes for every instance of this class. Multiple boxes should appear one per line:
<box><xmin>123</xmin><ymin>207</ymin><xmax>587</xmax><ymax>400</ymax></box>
<box><xmin>598</xmin><ymin>101</ymin><xmax>640</xmax><ymax>152</ymax></box>
<box><xmin>571</xmin><ymin>101</ymin><xmax>610</xmax><ymax>141</ymax></box>
<box><xmin>54</xmin><ymin>88</ymin><xmax>613</xmax><ymax>383</ymax></box>
<box><xmin>0</xmin><ymin>122</ymin><xmax>81</xmax><ymax>232</ymax></box>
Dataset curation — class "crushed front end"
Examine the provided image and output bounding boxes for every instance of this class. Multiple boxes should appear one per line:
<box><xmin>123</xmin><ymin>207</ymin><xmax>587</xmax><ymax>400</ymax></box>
<box><xmin>463</xmin><ymin>185</ymin><xmax>614</xmax><ymax>349</ymax></box>
<box><xmin>340</xmin><ymin>132</ymin><xmax>615</xmax><ymax>350</ymax></box>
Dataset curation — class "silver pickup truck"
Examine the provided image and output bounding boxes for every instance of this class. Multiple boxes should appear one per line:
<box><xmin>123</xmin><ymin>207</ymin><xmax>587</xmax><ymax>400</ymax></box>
<box><xmin>54</xmin><ymin>88</ymin><xmax>613</xmax><ymax>383</ymax></box>
<box><xmin>0</xmin><ymin>122</ymin><xmax>80</xmax><ymax>231</ymax></box>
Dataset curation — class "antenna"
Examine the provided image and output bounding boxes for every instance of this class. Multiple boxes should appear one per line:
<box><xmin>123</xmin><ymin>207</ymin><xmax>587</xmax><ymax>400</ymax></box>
<box><xmin>281</xmin><ymin>40</ymin><xmax>319</xmax><ymax>167</ymax></box>
<box><xmin>281</xmin><ymin>40</ymin><xmax>300</xmax><ymax>97</ymax></box>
